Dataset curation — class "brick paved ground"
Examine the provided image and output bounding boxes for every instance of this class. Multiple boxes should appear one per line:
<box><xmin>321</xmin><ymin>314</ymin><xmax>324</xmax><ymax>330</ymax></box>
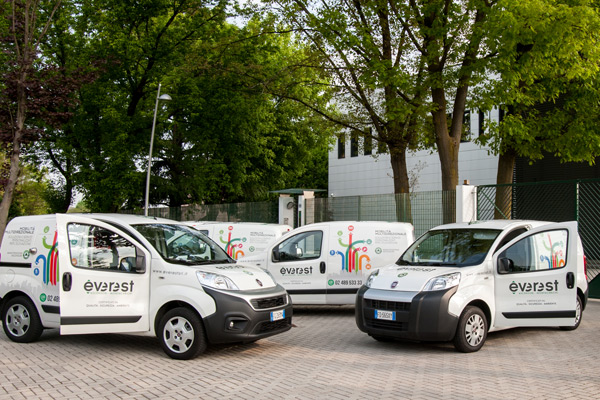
<box><xmin>1</xmin><ymin>300</ymin><xmax>599</xmax><ymax>400</ymax></box>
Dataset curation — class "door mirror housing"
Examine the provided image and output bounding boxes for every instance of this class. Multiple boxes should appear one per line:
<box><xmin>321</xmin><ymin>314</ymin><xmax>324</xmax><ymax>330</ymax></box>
<box><xmin>498</xmin><ymin>257</ymin><xmax>513</xmax><ymax>274</ymax></box>
<box><xmin>136</xmin><ymin>247</ymin><xmax>146</xmax><ymax>273</ymax></box>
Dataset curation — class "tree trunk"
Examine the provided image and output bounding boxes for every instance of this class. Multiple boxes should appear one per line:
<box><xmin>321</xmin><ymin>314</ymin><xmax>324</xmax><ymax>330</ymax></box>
<box><xmin>431</xmin><ymin>87</ymin><xmax>460</xmax><ymax>223</ymax></box>
<box><xmin>390</xmin><ymin>150</ymin><xmax>412</xmax><ymax>223</ymax></box>
<box><xmin>0</xmin><ymin>71</ymin><xmax>26</xmax><ymax>244</ymax></box>
<box><xmin>494</xmin><ymin>146</ymin><xmax>516</xmax><ymax>219</ymax></box>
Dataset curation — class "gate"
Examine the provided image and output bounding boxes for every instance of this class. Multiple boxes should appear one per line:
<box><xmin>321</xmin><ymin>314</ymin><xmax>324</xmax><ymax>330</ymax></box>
<box><xmin>477</xmin><ymin>180</ymin><xmax>600</xmax><ymax>284</ymax></box>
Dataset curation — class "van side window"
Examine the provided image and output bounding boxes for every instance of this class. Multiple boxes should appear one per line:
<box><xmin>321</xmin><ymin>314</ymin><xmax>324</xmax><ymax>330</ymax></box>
<box><xmin>498</xmin><ymin>229</ymin><xmax>568</xmax><ymax>273</ymax></box>
<box><xmin>273</xmin><ymin>231</ymin><xmax>323</xmax><ymax>262</ymax></box>
<box><xmin>67</xmin><ymin>223</ymin><xmax>137</xmax><ymax>272</ymax></box>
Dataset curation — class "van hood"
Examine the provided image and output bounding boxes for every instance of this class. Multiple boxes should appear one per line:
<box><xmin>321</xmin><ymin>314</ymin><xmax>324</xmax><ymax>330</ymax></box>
<box><xmin>369</xmin><ymin>265</ymin><xmax>462</xmax><ymax>292</ymax></box>
<box><xmin>196</xmin><ymin>263</ymin><xmax>276</xmax><ymax>290</ymax></box>
<box><xmin>236</xmin><ymin>254</ymin><xmax>268</xmax><ymax>269</ymax></box>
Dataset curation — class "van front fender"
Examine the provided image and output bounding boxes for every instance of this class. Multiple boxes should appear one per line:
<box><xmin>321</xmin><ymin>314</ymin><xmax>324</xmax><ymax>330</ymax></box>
<box><xmin>149</xmin><ymin>285</ymin><xmax>217</xmax><ymax>334</ymax></box>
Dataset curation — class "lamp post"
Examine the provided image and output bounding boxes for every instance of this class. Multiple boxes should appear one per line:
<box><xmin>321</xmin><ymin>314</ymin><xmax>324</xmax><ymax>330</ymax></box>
<box><xmin>144</xmin><ymin>83</ymin><xmax>172</xmax><ymax>216</ymax></box>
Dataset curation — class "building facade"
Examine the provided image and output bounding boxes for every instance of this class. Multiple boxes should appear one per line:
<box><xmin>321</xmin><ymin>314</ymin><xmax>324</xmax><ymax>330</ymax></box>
<box><xmin>328</xmin><ymin>109</ymin><xmax>502</xmax><ymax>196</ymax></box>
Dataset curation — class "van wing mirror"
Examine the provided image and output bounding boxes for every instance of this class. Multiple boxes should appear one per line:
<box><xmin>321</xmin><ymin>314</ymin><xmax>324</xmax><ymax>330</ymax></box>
<box><xmin>498</xmin><ymin>257</ymin><xmax>513</xmax><ymax>274</ymax></box>
<box><xmin>272</xmin><ymin>248</ymin><xmax>280</xmax><ymax>262</ymax></box>
<box><xmin>136</xmin><ymin>247</ymin><xmax>146</xmax><ymax>273</ymax></box>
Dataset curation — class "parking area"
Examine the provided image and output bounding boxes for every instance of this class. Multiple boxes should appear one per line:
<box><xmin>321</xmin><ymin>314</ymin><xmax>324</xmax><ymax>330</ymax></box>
<box><xmin>1</xmin><ymin>300</ymin><xmax>599</xmax><ymax>400</ymax></box>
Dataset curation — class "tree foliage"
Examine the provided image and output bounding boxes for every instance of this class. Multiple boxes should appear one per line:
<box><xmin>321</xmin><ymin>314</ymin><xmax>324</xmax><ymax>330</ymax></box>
<box><xmin>25</xmin><ymin>0</ymin><xmax>335</xmax><ymax>214</ymax></box>
<box><xmin>478</xmin><ymin>0</ymin><xmax>600</xmax><ymax>177</ymax></box>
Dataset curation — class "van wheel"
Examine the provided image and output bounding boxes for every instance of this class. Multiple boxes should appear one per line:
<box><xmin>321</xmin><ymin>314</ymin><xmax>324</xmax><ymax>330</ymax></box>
<box><xmin>2</xmin><ymin>296</ymin><xmax>43</xmax><ymax>343</ymax></box>
<box><xmin>560</xmin><ymin>296</ymin><xmax>583</xmax><ymax>331</ymax></box>
<box><xmin>453</xmin><ymin>306</ymin><xmax>487</xmax><ymax>353</ymax></box>
<box><xmin>158</xmin><ymin>307</ymin><xmax>207</xmax><ymax>360</ymax></box>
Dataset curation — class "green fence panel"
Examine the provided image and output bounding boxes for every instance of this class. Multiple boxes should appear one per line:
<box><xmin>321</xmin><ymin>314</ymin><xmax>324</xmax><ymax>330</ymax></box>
<box><xmin>477</xmin><ymin>179</ymin><xmax>600</xmax><ymax>284</ymax></box>
<box><xmin>308</xmin><ymin>191</ymin><xmax>455</xmax><ymax>237</ymax></box>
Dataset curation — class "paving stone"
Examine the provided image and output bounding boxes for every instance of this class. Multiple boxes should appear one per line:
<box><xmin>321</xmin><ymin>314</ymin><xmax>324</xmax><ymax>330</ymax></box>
<box><xmin>1</xmin><ymin>301</ymin><xmax>599</xmax><ymax>398</ymax></box>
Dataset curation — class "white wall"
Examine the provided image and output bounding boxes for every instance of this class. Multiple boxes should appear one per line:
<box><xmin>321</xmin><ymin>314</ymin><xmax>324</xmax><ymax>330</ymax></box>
<box><xmin>329</xmin><ymin>109</ymin><xmax>501</xmax><ymax>196</ymax></box>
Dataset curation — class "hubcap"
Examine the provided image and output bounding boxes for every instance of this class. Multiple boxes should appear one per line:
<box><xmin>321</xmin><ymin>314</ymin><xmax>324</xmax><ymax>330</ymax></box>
<box><xmin>163</xmin><ymin>317</ymin><xmax>194</xmax><ymax>354</ymax></box>
<box><xmin>465</xmin><ymin>314</ymin><xmax>485</xmax><ymax>347</ymax></box>
<box><xmin>6</xmin><ymin>304</ymin><xmax>30</xmax><ymax>337</ymax></box>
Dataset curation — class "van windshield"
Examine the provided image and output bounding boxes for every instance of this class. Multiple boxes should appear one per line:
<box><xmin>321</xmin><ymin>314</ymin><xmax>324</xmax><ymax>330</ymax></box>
<box><xmin>397</xmin><ymin>229</ymin><xmax>501</xmax><ymax>267</ymax></box>
<box><xmin>133</xmin><ymin>224</ymin><xmax>233</xmax><ymax>265</ymax></box>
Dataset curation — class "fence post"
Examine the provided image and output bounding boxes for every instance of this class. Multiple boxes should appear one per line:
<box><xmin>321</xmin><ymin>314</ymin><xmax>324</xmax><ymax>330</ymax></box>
<box><xmin>575</xmin><ymin>181</ymin><xmax>580</xmax><ymax>222</ymax></box>
<box><xmin>456</xmin><ymin>184</ymin><xmax>477</xmax><ymax>223</ymax></box>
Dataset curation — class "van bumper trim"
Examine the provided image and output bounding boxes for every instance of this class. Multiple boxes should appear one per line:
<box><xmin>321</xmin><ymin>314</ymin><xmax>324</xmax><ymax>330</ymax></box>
<box><xmin>61</xmin><ymin>315</ymin><xmax>142</xmax><ymax>325</ymax></box>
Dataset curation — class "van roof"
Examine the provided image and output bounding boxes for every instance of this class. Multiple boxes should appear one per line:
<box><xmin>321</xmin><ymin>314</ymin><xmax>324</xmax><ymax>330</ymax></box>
<box><xmin>7</xmin><ymin>213</ymin><xmax>181</xmax><ymax>227</ymax></box>
<box><xmin>429</xmin><ymin>220</ymin><xmax>553</xmax><ymax>231</ymax></box>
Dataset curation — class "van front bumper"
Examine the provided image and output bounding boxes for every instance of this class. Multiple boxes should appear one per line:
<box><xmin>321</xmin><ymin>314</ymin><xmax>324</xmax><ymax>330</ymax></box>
<box><xmin>202</xmin><ymin>285</ymin><xmax>293</xmax><ymax>344</ymax></box>
<box><xmin>355</xmin><ymin>285</ymin><xmax>459</xmax><ymax>342</ymax></box>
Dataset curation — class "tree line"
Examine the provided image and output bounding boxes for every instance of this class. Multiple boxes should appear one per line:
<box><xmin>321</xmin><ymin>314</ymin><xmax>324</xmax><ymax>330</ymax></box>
<box><xmin>2</xmin><ymin>0</ymin><xmax>600</xmax><ymax>240</ymax></box>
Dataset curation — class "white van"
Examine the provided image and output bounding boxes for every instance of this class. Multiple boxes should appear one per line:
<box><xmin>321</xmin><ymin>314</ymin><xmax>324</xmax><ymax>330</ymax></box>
<box><xmin>355</xmin><ymin>220</ymin><xmax>589</xmax><ymax>352</ymax></box>
<box><xmin>184</xmin><ymin>222</ymin><xmax>291</xmax><ymax>260</ymax></box>
<box><xmin>0</xmin><ymin>214</ymin><xmax>292</xmax><ymax>359</ymax></box>
<box><xmin>238</xmin><ymin>221</ymin><xmax>414</xmax><ymax>305</ymax></box>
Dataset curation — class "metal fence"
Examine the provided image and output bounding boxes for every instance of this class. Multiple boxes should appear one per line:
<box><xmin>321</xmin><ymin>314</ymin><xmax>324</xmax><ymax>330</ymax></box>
<box><xmin>477</xmin><ymin>179</ymin><xmax>600</xmax><ymax>282</ymax></box>
<box><xmin>125</xmin><ymin>201</ymin><xmax>279</xmax><ymax>223</ymax></box>
<box><xmin>306</xmin><ymin>191</ymin><xmax>456</xmax><ymax>237</ymax></box>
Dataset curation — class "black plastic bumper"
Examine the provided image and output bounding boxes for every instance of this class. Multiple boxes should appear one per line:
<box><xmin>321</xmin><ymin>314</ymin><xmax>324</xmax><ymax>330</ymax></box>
<box><xmin>202</xmin><ymin>286</ymin><xmax>293</xmax><ymax>344</ymax></box>
<box><xmin>355</xmin><ymin>285</ymin><xmax>459</xmax><ymax>342</ymax></box>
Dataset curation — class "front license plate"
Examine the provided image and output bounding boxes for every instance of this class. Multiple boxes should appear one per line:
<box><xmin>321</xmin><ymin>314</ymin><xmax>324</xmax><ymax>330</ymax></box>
<box><xmin>270</xmin><ymin>309</ymin><xmax>285</xmax><ymax>321</ymax></box>
<box><xmin>375</xmin><ymin>309</ymin><xmax>396</xmax><ymax>321</ymax></box>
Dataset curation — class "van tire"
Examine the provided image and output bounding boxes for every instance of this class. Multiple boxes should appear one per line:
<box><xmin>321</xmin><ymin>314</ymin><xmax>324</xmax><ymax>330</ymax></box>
<box><xmin>453</xmin><ymin>306</ymin><xmax>487</xmax><ymax>353</ymax></box>
<box><xmin>1</xmin><ymin>296</ymin><xmax>44</xmax><ymax>343</ymax></box>
<box><xmin>560</xmin><ymin>296</ymin><xmax>583</xmax><ymax>331</ymax></box>
<box><xmin>158</xmin><ymin>307</ymin><xmax>207</xmax><ymax>360</ymax></box>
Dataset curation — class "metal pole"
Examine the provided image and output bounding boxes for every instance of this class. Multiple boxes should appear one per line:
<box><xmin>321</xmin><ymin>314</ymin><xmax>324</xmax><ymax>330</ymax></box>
<box><xmin>144</xmin><ymin>84</ymin><xmax>162</xmax><ymax>216</ymax></box>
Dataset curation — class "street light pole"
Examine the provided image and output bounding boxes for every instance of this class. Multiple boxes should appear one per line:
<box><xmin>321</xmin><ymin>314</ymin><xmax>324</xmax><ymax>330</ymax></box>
<box><xmin>144</xmin><ymin>83</ymin><xmax>172</xmax><ymax>216</ymax></box>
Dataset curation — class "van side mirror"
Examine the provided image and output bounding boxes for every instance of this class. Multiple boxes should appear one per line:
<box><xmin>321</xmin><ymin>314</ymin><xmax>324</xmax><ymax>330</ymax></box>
<box><xmin>136</xmin><ymin>247</ymin><xmax>146</xmax><ymax>273</ymax></box>
<box><xmin>272</xmin><ymin>248</ymin><xmax>280</xmax><ymax>262</ymax></box>
<box><xmin>498</xmin><ymin>257</ymin><xmax>513</xmax><ymax>274</ymax></box>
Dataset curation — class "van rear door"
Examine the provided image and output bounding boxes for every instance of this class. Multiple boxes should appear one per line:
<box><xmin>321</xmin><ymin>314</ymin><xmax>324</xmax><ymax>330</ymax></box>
<box><xmin>493</xmin><ymin>221</ymin><xmax>579</xmax><ymax>328</ymax></box>
<box><xmin>57</xmin><ymin>214</ymin><xmax>151</xmax><ymax>334</ymax></box>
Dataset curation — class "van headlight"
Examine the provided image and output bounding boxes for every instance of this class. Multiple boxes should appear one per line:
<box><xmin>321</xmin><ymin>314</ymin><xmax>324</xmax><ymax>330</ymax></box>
<box><xmin>196</xmin><ymin>271</ymin><xmax>239</xmax><ymax>290</ymax></box>
<box><xmin>423</xmin><ymin>272</ymin><xmax>461</xmax><ymax>291</ymax></box>
<box><xmin>365</xmin><ymin>269</ymin><xmax>380</xmax><ymax>288</ymax></box>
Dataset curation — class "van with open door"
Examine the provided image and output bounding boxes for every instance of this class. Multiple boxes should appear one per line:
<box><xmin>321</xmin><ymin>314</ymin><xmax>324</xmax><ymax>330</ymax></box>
<box><xmin>0</xmin><ymin>214</ymin><xmax>292</xmax><ymax>359</ymax></box>
<box><xmin>355</xmin><ymin>220</ymin><xmax>589</xmax><ymax>352</ymax></box>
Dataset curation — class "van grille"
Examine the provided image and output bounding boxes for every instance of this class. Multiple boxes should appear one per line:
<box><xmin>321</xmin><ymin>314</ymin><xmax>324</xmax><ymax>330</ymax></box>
<box><xmin>368</xmin><ymin>299</ymin><xmax>411</xmax><ymax>312</ymax></box>
<box><xmin>256</xmin><ymin>317</ymin><xmax>291</xmax><ymax>333</ymax></box>
<box><xmin>251</xmin><ymin>295</ymin><xmax>287</xmax><ymax>310</ymax></box>
<box><xmin>365</xmin><ymin>318</ymin><xmax>408</xmax><ymax>331</ymax></box>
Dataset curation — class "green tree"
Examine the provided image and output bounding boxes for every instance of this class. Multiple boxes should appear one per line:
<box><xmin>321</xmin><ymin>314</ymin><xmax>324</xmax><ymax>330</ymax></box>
<box><xmin>476</xmin><ymin>0</ymin><xmax>600</xmax><ymax>217</ymax></box>
<box><xmin>0</xmin><ymin>0</ymin><xmax>69</xmax><ymax>242</ymax></box>
<box><xmin>152</xmin><ymin>19</ymin><xmax>335</xmax><ymax>206</ymax></box>
<box><xmin>265</xmin><ymin>0</ymin><xmax>430</xmax><ymax>196</ymax></box>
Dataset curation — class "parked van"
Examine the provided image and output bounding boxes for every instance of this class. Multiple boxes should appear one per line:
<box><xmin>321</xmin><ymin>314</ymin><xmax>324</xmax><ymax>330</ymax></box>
<box><xmin>238</xmin><ymin>221</ymin><xmax>414</xmax><ymax>305</ymax></box>
<box><xmin>355</xmin><ymin>220</ymin><xmax>589</xmax><ymax>352</ymax></box>
<box><xmin>0</xmin><ymin>214</ymin><xmax>292</xmax><ymax>359</ymax></box>
<box><xmin>184</xmin><ymin>222</ymin><xmax>292</xmax><ymax>260</ymax></box>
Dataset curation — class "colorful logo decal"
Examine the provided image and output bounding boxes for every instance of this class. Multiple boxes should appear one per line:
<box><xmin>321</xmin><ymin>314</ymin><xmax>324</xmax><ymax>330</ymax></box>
<box><xmin>219</xmin><ymin>226</ymin><xmax>246</xmax><ymax>260</ymax></box>
<box><xmin>329</xmin><ymin>225</ymin><xmax>373</xmax><ymax>274</ymax></box>
<box><xmin>540</xmin><ymin>233</ymin><xmax>565</xmax><ymax>269</ymax></box>
<box><xmin>35</xmin><ymin>228</ymin><xmax>59</xmax><ymax>286</ymax></box>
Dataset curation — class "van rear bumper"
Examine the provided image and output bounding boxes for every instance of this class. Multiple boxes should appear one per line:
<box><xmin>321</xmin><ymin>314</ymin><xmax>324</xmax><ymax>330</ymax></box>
<box><xmin>355</xmin><ymin>285</ymin><xmax>459</xmax><ymax>342</ymax></box>
<box><xmin>202</xmin><ymin>285</ymin><xmax>293</xmax><ymax>344</ymax></box>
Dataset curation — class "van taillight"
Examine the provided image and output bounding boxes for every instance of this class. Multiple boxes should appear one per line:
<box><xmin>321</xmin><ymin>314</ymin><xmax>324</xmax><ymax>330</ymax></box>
<box><xmin>584</xmin><ymin>255</ymin><xmax>588</xmax><ymax>280</ymax></box>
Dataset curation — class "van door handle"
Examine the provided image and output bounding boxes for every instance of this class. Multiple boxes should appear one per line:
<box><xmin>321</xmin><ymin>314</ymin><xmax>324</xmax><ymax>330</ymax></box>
<box><xmin>320</xmin><ymin>262</ymin><xmax>326</xmax><ymax>274</ymax></box>
<box><xmin>62</xmin><ymin>272</ymin><xmax>72</xmax><ymax>292</ymax></box>
<box><xmin>566</xmin><ymin>272</ymin><xmax>575</xmax><ymax>289</ymax></box>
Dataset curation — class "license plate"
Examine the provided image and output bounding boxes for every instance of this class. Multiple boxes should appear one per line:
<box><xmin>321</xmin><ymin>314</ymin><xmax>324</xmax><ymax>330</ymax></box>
<box><xmin>375</xmin><ymin>309</ymin><xmax>396</xmax><ymax>321</ymax></box>
<box><xmin>270</xmin><ymin>309</ymin><xmax>285</xmax><ymax>321</ymax></box>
